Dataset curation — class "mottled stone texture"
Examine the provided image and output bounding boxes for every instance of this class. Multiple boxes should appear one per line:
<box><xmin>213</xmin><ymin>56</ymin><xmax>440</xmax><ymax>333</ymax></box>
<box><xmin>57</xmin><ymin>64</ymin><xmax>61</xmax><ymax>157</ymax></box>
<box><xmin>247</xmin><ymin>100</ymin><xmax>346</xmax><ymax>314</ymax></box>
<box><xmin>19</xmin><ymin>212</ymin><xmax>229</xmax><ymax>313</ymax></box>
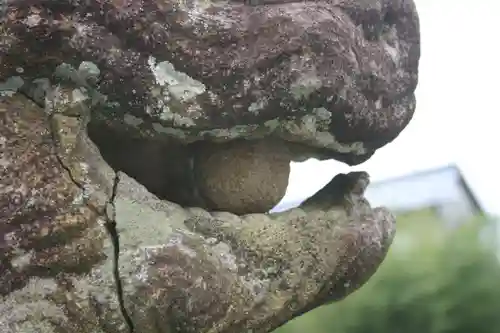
<box><xmin>0</xmin><ymin>0</ymin><xmax>419</xmax><ymax>164</ymax></box>
<box><xmin>0</xmin><ymin>94</ymin><xmax>125</xmax><ymax>333</ymax></box>
<box><xmin>193</xmin><ymin>139</ymin><xmax>292</xmax><ymax>214</ymax></box>
<box><xmin>0</xmin><ymin>0</ymin><xmax>419</xmax><ymax>331</ymax></box>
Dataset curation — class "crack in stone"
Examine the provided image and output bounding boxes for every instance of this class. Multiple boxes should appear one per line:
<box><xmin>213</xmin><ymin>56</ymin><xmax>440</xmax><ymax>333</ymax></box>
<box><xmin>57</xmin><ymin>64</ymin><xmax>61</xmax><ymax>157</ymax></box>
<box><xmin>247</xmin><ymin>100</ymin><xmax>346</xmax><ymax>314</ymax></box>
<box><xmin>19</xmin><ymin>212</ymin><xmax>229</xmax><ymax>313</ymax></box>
<box><xmin>46</xmin><ymin>112</ymin><xmax>86</xmax><ymax>196</ymax></box>
<box><xmin>42</xmin><ymin>89</ymin><xmax>136</xmax><ymax>333</ymax></box>
<box><xmin>105</xmin><ymin>172</ymin><xmax>136</xmax><ymax>333</ymax></box>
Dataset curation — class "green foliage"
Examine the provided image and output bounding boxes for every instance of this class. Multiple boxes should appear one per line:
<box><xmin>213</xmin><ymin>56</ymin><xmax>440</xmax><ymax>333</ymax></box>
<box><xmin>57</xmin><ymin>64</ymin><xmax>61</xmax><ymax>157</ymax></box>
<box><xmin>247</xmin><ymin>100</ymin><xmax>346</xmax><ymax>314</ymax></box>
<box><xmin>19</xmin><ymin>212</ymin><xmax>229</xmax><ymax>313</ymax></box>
<box><xmin>274</xmin><ymin>212</ymin><xmax>500</xmax><ymax>333</ymax></box>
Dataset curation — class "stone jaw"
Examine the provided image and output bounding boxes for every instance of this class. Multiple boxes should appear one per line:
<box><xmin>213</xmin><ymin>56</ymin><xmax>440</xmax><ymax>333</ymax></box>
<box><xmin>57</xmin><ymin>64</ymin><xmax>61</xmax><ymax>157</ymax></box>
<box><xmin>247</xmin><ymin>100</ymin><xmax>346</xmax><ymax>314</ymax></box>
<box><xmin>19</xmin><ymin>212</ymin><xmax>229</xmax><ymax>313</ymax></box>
<box><xmin>0</xmin><ymin>90</ymin><xmax>395</xmax><ymax>333</ymax></box>
<box><xmin>0</xmin><ymin>0</ymin><xmax>420</xmax><ymax>166</ymax></box>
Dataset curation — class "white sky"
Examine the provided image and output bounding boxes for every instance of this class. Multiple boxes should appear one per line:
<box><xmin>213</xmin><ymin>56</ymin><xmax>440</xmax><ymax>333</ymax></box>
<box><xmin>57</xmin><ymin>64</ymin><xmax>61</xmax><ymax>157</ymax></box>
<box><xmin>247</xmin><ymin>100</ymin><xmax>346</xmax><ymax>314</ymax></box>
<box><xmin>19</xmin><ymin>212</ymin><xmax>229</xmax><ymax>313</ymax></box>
<box><xmin>277</xmin><ymin>0</ymin><xmax>500</xmax><ymax>216</ymax></box>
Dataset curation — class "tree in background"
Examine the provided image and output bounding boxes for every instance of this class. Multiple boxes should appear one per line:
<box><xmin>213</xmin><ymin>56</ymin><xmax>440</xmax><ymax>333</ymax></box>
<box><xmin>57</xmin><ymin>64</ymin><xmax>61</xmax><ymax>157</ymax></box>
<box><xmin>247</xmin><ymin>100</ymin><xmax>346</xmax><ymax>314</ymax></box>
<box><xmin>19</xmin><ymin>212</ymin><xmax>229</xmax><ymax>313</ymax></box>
<box><xmin>275</xmin><ymin>211</ymin><xmax>500</xmax><ymax>333</ymax></box>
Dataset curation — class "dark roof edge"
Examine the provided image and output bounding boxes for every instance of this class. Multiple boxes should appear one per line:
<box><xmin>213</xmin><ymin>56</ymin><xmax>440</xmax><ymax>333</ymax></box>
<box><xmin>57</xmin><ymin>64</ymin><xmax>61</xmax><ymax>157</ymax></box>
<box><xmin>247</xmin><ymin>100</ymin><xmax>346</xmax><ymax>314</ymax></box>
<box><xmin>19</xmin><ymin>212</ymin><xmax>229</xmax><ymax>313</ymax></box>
<box><xmin>455</xmin><ymin>167</ymin><xmax>484</xmax><ymax>214</ymax></box>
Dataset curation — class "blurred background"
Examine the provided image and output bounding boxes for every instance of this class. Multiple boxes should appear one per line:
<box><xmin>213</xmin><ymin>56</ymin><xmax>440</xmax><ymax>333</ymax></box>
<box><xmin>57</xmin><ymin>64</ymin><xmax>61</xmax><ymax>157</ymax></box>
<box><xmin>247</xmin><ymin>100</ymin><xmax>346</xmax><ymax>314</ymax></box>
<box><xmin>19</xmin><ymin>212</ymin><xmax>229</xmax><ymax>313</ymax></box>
<box><xmin>273</xmin><ymin>212</ymin><xmax>500</xmax><ymax>333</ymax></box>
<box><xmin>270</xmin><ymin>0</ymin><xmax>500</xmax><ymax>332</ymax></box>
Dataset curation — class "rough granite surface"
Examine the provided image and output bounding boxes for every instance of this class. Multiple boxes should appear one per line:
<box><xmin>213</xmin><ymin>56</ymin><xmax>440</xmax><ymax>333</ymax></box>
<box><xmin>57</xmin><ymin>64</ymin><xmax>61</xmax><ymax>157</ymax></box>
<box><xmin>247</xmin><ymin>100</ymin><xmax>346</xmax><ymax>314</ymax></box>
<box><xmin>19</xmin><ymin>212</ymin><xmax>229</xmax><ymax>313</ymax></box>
<box><xmin>0</xmin><ymin>0</ymin><xmax>420</xmax><ymax>165</ymax></box>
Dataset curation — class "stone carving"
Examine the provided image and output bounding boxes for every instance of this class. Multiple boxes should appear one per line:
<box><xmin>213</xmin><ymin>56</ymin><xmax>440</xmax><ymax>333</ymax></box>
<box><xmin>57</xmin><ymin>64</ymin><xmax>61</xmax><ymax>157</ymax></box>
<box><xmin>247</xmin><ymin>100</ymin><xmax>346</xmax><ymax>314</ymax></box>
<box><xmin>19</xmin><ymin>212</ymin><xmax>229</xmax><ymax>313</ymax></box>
<box><xmin>0</xmin><ymin>0</ymin><xmax>419</xmax><ymax>332</ymax></box>
<box><xmin>0</xmin><ymin>0</ymin><xmax>419</xmax><ymax>164</ymax></box>
<box><xmin>193</xmin><ymin>139</ymin><xmax>292</xmax><ymax>214</ymax></box>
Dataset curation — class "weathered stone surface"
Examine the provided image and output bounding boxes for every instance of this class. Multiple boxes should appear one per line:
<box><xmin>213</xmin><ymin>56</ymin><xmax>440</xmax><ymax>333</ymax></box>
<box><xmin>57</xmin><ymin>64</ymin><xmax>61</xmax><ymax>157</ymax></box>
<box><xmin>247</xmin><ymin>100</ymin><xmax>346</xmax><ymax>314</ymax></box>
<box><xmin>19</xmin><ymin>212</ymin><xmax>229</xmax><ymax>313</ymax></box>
<box><xmin>0</xmin><ymin>90</ymin><xmax>396</xmax><ymax>332</ymax></box>
<box><xmin>1</xmin><ymin>0</ymin><xmax>418</xmax><ymax>330</ymax></box>
<box><xmin>193</xmin><ymin>139</ymin><xmax>291</xmax><ymax>214</ymax></box>
<box><xmin>0</xmin><ymin>0</ymin><xmax>420</xmax><ymax>165</ymax></box>
<box><xmin>0</xmin><ymin>93</ymin><xmax>127</xmax><ymax>333</ymax></box>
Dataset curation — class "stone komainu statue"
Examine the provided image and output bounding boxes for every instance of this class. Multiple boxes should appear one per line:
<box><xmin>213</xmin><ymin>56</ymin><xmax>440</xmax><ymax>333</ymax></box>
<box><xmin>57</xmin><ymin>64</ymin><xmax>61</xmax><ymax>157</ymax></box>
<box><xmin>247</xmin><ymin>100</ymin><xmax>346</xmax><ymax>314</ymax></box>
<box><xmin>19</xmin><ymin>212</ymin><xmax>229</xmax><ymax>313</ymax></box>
<box><xmin>0</xmin><ymin>0</ymin><xmax>419</xmax><ymax>332</ymax></box>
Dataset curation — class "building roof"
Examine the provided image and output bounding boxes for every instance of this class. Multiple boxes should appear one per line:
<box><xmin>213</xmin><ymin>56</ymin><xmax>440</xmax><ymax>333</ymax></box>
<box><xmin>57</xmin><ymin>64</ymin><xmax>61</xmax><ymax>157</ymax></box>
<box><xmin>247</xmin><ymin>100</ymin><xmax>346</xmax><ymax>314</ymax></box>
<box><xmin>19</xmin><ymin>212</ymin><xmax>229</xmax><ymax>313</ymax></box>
<box><xmin>365</xmin><ymin>164</ymin><xmax>484</xmax><ymax>216</ymax></box>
